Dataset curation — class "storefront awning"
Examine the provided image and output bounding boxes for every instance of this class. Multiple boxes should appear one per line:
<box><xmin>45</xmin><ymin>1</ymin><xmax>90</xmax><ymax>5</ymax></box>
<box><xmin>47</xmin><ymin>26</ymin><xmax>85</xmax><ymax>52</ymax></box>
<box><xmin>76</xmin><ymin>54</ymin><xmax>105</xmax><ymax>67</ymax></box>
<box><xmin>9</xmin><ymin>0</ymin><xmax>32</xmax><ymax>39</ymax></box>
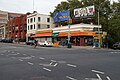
<box><xmin>71</xmin><ymin>31</ymin><xmax>96</xmax><ymax>36</ymax></box>
<box><xmin>32</xmin><ymin>33</ymin><xmax>52</xmax><ymax>37</ymax></box>
<box><xmin>58</xmin><ymin>32</ymin><xmax>68</xmax><ymax>37</ymax></box>
<box><xmin>58</xmin><ymin>31</ymin><xmax>96</xmax><ymax>37</ymax></box>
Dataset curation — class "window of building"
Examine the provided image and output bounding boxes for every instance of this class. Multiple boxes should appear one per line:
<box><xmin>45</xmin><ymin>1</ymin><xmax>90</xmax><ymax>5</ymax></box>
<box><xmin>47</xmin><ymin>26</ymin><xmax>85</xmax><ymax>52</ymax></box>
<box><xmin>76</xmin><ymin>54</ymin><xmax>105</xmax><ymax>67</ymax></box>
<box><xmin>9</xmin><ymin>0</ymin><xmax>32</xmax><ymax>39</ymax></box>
<box><xmin>38</xmin><ymin>24</ymin><xmax>40</xmax><ymax>29</ymax></box>
<box><xmin>38</xmin><ymin>17</ymin><xmax>40</xmax><ymax>22</ymax></box>
<box><xmin>47</xmin><ymin>25</ymin><xmax>50</xmax><ymax>28</ymax></box>
<box><xmin>28</xmin><ymin>26</ymin><xmax>29</xmax><ymax>30</ymax></box>
<box><xmin>28</xmin><ymin>19</ymin><xmax>29</xmax><ymax>23</ymax></box>
<box><xmin>34</xmin><ymin>17</ymin><xmax>35</xmax><ymax>22</ymax></box>
<box><xmin>30</xmin><ymin>18</ymin><xmax>33</xmax><ymax>23</ymax></box>
<box><xmin>30</xmin><ymin>25</ymin><xmax>33</xmax><ymax>29</ymax></box>
<box><xmin>47</xmin><ymin>18</ymin><xmax>50</xmax><ymax>22</ymax></box>
<box><xmin>34</xmin><ymin>24</ymin><xmax>35</xmax><ymax>29</ymax></box>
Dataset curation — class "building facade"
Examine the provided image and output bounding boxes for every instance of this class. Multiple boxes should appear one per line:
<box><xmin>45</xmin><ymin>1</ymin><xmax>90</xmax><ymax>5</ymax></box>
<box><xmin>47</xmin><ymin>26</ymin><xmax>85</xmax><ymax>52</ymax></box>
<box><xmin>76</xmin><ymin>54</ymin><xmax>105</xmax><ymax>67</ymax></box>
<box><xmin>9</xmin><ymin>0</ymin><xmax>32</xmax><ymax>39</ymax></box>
<box><xmin>8</xmin><ymin>14</ymin><xmax>27</xmax><ymax>41</ymax></box>
<box><xmin>26</xmin><ymin>11</ymin><xmax>54</xmax><ymax>41</ymax></box>
<box><xmin>32</xmin><ymin>23</ymin><xmax>102</xmax><ymax>47</ymax></box>
<box><xmin>0</xmin><ymin>10</ymin><xmax>8</xmax><ymax>39</ymax></box>
<box><xmin>0</xmin><ymin>10</ymin><xmax>23</xmax><ymax>39</ymax></box>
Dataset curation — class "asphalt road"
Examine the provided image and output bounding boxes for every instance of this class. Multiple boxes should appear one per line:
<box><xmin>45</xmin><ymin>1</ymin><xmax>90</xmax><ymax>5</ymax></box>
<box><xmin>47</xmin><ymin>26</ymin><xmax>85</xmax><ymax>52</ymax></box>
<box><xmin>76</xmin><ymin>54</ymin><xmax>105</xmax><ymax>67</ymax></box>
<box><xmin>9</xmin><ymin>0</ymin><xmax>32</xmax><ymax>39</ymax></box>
<box><xmin>0</xmin><ymin>43</ymin><xmax>120</xmax><ymax>80</ymax></box>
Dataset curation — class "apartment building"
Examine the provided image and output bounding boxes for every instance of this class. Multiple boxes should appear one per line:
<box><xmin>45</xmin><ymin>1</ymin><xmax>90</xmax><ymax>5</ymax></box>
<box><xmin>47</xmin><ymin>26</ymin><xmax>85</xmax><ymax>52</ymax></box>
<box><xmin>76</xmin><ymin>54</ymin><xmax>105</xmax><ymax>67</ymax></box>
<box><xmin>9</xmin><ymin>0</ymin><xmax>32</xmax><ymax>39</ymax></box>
<box><xmin>8</xmin><ymin>13</ymin><xmax>28</xmax><ymax>41</ymax></box>
<box><xmin>26</xmin><ymin>11</ymin><xmax>54</xmax><ymax>41</ymax></box>
<box><xmin>0</xmin><ymin>10</ymin><xmax>23</xmax><ymax>39</ymax></box>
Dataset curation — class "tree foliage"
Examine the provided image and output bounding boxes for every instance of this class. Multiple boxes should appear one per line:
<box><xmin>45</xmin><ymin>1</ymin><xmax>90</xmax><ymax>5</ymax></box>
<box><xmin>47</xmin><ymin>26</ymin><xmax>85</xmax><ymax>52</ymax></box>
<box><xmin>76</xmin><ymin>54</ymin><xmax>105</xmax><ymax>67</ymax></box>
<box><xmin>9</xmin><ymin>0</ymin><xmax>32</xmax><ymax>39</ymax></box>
<box><xmin>50</xmin><ymin>0</ymin><xmax>120</xmax><ymax>44</ymax></box>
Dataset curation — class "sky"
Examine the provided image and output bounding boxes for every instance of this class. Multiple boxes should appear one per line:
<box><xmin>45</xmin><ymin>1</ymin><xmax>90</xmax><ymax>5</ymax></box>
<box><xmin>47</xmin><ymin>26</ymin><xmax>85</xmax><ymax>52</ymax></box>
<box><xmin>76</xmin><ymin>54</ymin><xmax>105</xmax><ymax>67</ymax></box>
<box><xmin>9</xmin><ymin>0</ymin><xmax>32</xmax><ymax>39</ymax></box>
<box><xmin>0</xmin><ymin>0</ymin><xmax>118</xmax><ymax>15</ymax></box>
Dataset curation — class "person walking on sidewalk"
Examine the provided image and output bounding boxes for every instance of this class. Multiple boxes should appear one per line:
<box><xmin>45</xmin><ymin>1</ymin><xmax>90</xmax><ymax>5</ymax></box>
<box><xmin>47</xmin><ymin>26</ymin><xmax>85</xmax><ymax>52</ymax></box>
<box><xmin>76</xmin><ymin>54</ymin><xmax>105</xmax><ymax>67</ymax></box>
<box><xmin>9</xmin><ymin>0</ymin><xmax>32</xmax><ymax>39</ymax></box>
<box><xmin>34</xmin><ymin>40</ymin><xmax>38</xmax><ymax>48</ymax></box>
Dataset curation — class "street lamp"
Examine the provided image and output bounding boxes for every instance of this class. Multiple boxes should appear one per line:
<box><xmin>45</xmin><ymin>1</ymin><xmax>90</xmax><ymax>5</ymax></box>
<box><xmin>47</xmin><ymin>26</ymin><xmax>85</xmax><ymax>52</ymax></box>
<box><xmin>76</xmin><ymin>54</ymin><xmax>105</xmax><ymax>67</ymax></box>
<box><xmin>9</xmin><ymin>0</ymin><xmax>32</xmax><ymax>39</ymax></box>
<box><xmin>97</xmin><ymin>1</ymin><xmax>103</xmax><ymax>48</ymax></box>
<box><xmin>98</xmin><ymin>7</ymin><xmax>101</xmax><ymax>48</ymax></box>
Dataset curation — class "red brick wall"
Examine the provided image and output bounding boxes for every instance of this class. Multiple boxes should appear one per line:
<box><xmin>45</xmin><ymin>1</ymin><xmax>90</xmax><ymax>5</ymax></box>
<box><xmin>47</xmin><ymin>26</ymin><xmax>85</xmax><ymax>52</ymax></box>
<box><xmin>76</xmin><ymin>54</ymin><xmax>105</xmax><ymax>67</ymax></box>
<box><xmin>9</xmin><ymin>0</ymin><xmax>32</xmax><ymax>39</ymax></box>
<box><xmin>8</xmin><ymin>14</ymin><xmax>27</xmax><ymax>40</ymax></box>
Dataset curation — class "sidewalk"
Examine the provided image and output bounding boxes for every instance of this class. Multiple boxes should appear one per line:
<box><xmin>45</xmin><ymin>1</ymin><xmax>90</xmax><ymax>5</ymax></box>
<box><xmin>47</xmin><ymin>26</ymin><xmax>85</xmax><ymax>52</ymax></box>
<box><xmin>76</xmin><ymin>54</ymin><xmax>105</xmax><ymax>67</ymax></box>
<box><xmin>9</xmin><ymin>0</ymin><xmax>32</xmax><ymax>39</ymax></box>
<box><xmin>57</xmin><ymin>45</ymin><xmax>109</xmax><ymax>50</ymax></box>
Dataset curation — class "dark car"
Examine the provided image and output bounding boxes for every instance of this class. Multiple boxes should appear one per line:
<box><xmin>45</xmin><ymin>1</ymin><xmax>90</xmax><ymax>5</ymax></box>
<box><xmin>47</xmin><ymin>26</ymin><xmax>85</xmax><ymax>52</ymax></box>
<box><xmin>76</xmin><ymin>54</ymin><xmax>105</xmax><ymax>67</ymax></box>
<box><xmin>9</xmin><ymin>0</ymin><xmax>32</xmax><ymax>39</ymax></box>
<box><xmin>26</xmin><ymin>40</ymin><xmax>35</xmax><ymax>45</ymax></box>
<box><xmin>112</xmin><ymin>42</ymin><xmax>120</xmax><ymax>49</ymax></box>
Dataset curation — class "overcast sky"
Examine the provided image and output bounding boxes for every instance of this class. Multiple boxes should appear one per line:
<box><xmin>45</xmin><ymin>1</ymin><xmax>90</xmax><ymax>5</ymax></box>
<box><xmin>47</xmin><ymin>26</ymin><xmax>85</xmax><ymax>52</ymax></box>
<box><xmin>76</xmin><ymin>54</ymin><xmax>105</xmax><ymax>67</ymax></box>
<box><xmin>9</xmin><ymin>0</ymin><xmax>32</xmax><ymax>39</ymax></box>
<box><xmin>0</xmin><ymin>0</ymin><xmax>118</xmax><ymax>14</ymax></box>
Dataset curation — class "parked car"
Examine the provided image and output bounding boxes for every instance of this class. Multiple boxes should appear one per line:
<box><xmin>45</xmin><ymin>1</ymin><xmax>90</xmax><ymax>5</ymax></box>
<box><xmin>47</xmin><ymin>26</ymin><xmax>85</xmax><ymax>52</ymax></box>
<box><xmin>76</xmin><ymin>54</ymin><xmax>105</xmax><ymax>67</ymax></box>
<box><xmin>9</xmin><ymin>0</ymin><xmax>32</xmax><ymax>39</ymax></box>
<box><xmin>38</xmin><ymin>41</ymin><xmax>53</xmax><ymax>47</ymax></box>
<box><xmin>26</xmin><ymin>40</ymin><xmax>35</xmax><ymax>45</ymax></box>
<box><xmin>112</xmin><ymin>42</ymin><xmax>120</xmax><ymax>49</ymax></box>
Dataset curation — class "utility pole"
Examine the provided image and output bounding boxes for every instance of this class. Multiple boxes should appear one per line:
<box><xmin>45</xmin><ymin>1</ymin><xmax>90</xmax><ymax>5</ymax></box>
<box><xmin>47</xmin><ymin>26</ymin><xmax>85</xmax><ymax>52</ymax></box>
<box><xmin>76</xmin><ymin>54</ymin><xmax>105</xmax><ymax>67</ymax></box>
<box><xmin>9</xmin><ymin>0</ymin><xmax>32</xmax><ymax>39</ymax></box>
<box><xmin>98</xmin><ymin>0</ymin><xmax>102</xmax><ymax>48</ymax></box>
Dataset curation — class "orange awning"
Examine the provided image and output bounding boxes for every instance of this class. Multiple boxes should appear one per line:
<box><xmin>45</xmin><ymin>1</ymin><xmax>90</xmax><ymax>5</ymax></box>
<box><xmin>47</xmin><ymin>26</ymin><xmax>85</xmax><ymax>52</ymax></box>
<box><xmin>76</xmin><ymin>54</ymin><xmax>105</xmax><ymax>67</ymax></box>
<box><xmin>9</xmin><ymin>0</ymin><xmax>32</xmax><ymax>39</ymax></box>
<box><xmin>71</xmin><ymin>31</ymin><xmax>96</xmax><ymax>36</ymax></box>
<box><xmin>32</xmin><ymin>33</ymin><xmax>52</xmax><ymax>37</ymax></box>
<box><xmin>58</xmin><ymin>31</ymin><xmax>96</xmax><ymax>37</ymax></box>
<box><xmin>58</xmin><ymin>32</ymin><xmax>68</xmax><ymax>37</ymax></box>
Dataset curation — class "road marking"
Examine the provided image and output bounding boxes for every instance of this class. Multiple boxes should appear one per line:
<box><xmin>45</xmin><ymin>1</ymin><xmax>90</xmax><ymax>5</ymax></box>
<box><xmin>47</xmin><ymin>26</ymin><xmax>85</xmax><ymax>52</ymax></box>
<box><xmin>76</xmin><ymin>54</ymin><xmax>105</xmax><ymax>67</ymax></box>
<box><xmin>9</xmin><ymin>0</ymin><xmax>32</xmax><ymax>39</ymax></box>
<box><xmin>23</xmin><ymin>54</ymin><xmax>26</xmax><ymax>55</ymax></box>
<box><xmin>1</xmin><ymin>54</ymin><xmax>4</xmax><ymax>55</ymax></box>
<box><xmin>66</xmin><ymin>76</ymin><xmax>77</xmax><ymax>80</ymax></box>
<box><xmin>19</xmin><ymin>59</ymin><xmax>23</xmax><ymax>61</ymax></box>
<box><xmin>8</xmin><ymin>51</ymin><xmax>10</xmax><ymax>52</ymax></box>
<box><xmin>39</xmin><ymin>64</ymin><xmax>53</xmax><ymax>67</ymax></box>
<box><xmin>17</xmin><ymin>53</ymin><xmax>20</xmax><ymax>54</ymax></box>
<box><xmin>96</xmin><ymin>74</ymin><xmax>102</xmax><ymax>80</ymax></box>
<box><xmin>53</xmin><ymin>63</ymin><xmax>58</xmax><ymax>67</ymax></box>
<box><xmin>58</xmin><ymin>61</ymin><xmax>66</xmax><ymax>63</ymax></box>
<box><xmin>43</xmin><ymin>67</ymin><xmax>51</xmax><ymax>72</ymax></box>
<box><xmin>67</xmin><ymin>64</ymin><xmax>77</xmax><ymax>68</ymax></box>
<box><xmin>31</xmin><ymin>55</ymin><xmax>35</xmax><ymax>57</ymax></box>
<box><xmin>84</xmin><ymin>78</ymin><xmax>99</xmax><ymax>80</ymax></box>
<box><xmin>49</xmin><ymin>62</ymin><xmax>53</xmax><ymax>65</ymax></box>
<box><xmin>51</xmin><ymin>60</ymin><xmax>56</xmax><ymax>62</ymax></box>
<box><xmin>106</xmin><ymin>76</ymin><xmax>111</xmax><ymax>80</ymax></box>
<box><xmin>20</xmin><ymin>57</ymin><xmax>31</xmax><ymax>59</ymax></box>
<box><xmin>92</xmin><ymin>70</ymin><xmax>105</xmax><ymax>74</ymax></box>
<box><xmin>28</xmin><ymin>62</ymin><xmax>34</xmax><ymax>65</ymax></box>
<box><xmin>39</xmin><ymin>57</ymin><xmax>45</xmax><ymax>60</ymax></box>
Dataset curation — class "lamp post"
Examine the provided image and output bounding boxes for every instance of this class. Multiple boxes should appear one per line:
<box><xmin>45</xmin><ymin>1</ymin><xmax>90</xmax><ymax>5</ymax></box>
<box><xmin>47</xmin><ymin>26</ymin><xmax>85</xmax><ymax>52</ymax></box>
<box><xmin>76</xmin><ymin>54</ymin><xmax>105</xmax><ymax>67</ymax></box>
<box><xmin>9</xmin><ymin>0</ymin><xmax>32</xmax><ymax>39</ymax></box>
<box><xmin>98</xmin><ymin>7</ymin><xmax>101</xmax><ymax>48</ymax></box>
<box><xmin>97</xmin><ymin>0</ymin><xmax>103</xmax><ymax>48</ymax></box>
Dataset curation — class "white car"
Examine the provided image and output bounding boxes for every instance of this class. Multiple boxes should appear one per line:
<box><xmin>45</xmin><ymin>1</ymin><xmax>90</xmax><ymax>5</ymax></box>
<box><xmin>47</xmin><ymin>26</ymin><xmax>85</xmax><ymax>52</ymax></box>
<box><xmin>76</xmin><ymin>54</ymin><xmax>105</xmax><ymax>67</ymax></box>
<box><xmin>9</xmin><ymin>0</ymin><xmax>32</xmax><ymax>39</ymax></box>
<box><xmin>38</xmin><ymin>41</ymin><xmax>53</xmax><ymax>47</ymax></box>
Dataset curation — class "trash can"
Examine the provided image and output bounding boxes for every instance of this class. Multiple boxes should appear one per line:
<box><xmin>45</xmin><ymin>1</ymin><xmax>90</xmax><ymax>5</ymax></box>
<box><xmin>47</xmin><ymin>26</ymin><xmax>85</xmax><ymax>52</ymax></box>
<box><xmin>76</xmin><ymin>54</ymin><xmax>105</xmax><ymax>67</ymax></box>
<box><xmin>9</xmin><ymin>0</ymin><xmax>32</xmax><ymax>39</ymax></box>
<box><xmin>67</xmin><ymin>42</ymin><xmax>72</xmax><ymax>48</ymax></box>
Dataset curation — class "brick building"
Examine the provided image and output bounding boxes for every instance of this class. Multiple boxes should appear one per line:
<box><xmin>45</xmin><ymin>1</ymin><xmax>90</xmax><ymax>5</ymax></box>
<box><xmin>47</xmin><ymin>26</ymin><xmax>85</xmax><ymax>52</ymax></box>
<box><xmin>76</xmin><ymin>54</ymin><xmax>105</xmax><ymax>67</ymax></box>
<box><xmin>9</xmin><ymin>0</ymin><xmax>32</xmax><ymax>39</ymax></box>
<box><xmin>8</xmin><ymin>14</ymin><xmax>28</xmax><ymax>41</ymax></box>
<box><xmin>0</xmin><ymin>10</ymin><xmax>23</xmax><ymax>39</ymax></box>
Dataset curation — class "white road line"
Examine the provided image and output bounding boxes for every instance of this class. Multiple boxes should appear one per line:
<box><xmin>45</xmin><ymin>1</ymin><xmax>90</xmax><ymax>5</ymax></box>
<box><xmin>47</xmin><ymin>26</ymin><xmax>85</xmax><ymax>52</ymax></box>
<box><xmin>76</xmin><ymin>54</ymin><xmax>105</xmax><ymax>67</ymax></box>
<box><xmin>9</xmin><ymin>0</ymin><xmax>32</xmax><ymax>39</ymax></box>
<box><xmin>17</xmin><ymin>53</ymin><xmax>20</xmax><ymax>54</ymax></box>
<box><xmin>43</xmin><ymin>67</ymin><xmax>51</xmax><ymax>72</ymax></box>
<box><xmin>8</xmin><ymin>51</ymin><xmax>10</xmax><ymax>52</ymax></box>
<box><xmin>53</xmin><ymin>63</ymin><xmax>58</xmax><ymax>67</ymax></box>
<box><xmin>58</xmin><ymin>61</ymin><xmax>66</xmax><ymax>63</ymax></box>
<box><xmin>39</xmin><ymin>57</ymin><xmax>45</xmax><ymax>60</ymax></box>
<box><xmin>67</xmin><ymin>64</ymin><xmax>77</xmax><ymax>68</ymax></box>
<box><xmin>1</xmin><ymin>54</ymin><xmax>4</xmax><ymax>55</ymax></box>
<box><xmin>23</xmin><ymin>54</ymin><xmax>26</xmax><ymax>55</ymax></box>
<box><xmin>84</xmin><ymin>78</ymin><xmax>99</xmax><ymax>80</ymax></box>
<box><xmin>31</xmin><ymin>55</ymin><xmax>35</xmax><ymax>57</ymax></box>
<box><xmin>92</xmin><ymin>70</ymin><xmax>105</xmax><ymax>74</ymax></box>
<box><xmin>51</xmin><ymin>60</ymin><xmax>56</xmax><ymax>62</ymax></box>
<box><xmin>106</xmin><ymin>76</ymin><xmax>111</xmax><ymax>80</ymax></box>
<box><xmin>66</xmin><ymin>76</ymin><xmax>77</xmax><ymax>80</ymax></box>
<box><xmin>96</xmin><ymin>74</ymin><xmax>102</xmax><ymax>80</ymax></box>
<box><xmin>28</xmin><ymin>62</ymin><xmax>34</xmax><ymax>65</ymax></box>
<box><xmin>49</xmin><ymin>62</ymin><xmax>53</xmax><ymax>65</ymax></box>
<box><xmin>19</xmin><ymin>59</ymin><xmax>23</xmax><ymax>61</ymax></box>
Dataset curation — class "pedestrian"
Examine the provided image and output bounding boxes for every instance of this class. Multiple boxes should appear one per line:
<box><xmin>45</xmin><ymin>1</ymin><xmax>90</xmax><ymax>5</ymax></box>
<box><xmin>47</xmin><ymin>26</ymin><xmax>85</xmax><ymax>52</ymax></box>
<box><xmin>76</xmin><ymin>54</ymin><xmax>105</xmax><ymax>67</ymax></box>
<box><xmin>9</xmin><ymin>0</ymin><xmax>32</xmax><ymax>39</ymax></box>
<box><xmin>34</xmin><ymin>40</ymin><xmax>38</xmax><ymax>48</ymax></box>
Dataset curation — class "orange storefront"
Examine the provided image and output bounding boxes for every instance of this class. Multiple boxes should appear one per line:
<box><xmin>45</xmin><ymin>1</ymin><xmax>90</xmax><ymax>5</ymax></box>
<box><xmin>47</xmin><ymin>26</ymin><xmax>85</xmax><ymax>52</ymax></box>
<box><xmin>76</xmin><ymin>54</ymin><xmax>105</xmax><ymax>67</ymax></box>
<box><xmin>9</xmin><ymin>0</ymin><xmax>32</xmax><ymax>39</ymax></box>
<box><xmin>58</xmin><ymin>31</ymin><xmax>96</xmax><ymax>46</ymax></box>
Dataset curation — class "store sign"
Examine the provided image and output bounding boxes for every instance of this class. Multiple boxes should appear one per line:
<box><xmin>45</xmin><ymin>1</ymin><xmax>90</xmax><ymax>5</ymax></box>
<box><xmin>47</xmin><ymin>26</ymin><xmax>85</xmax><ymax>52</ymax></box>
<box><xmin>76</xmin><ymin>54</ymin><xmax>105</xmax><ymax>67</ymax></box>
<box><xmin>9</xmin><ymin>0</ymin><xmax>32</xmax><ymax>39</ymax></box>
<box><xmin>54</xmin><ymin>10</ymin><xmax>70</xmax><ymax>22</ymax></box>
<box><xmin>36</xmin><ymin>30</ymin><xmax>52</xmax><ymax>34</ymax></box>
<box><xmin>74</xmin><ymin>5</ymin><xmax>95</xmax><ymax>18</ymax></box>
